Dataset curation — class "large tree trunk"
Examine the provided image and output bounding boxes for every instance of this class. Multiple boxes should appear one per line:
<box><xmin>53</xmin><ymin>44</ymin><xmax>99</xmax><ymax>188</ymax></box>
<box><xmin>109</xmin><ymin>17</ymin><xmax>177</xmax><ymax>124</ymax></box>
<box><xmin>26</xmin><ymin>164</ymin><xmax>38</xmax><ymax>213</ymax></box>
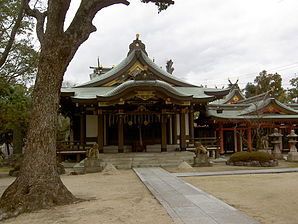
<box><xmin>0</xmin><ymin>41</ymin><xmax>77</xmax><ymax>220</ymax></box>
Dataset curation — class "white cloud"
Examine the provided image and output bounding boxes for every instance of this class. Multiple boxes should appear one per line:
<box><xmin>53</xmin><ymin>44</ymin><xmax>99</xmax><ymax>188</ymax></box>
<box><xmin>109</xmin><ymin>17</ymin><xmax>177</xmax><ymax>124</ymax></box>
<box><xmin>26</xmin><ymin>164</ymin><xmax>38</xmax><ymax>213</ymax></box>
<box><xmin>64</xmin><ymin>0</ymin><xmax>298</xmax><ymax>89</ymax></box>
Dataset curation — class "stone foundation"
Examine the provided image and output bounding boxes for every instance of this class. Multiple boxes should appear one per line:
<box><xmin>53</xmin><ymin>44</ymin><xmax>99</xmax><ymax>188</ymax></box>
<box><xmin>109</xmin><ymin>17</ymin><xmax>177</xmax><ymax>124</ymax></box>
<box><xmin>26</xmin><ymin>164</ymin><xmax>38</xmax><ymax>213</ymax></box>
<box><xmin>287</xmin><ymin>152</ymin><xmax>298</xmax><ymax>162</ymax></box>
<box><xmin>226</xmin><ymin>160</ymin><xmax>278</xmax><ymax>167</ymax></box>
<box><xmin>273</xmin><ymin>152</ymin><xmax>283</xmax><ymax>159</ymax></box>
<box><xmin>193</xmin><ymin>155</ymin><xmax>212</xmax><ymax>167</ymax></box>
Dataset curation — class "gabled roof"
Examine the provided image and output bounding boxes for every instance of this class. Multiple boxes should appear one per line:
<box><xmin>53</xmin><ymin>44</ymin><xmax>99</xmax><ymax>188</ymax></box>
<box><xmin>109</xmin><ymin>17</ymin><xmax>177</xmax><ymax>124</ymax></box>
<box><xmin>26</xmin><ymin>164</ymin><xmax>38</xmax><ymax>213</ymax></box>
<box><xmin>61</xmin><ymin>81</ymin><xmax>220</xmax><ymax>103</ymax></box>
<box><xmin>222</xmin><ymin>88</ymin><xmax>246</xmax><ymax>104</ymax></box>
<box><xmin>207</xmin><ymin>97</ymin><xmax>298</xmax><ymax>121</ymax></box>
<box><xmin>62</xmin><ymin>37</ymin><xmax>231</xmax><ymax>104</ymax></box>
<box><xmin>211</xmin><ymin>88</ymin><xmax>246</xmax><ymax>104</ymax></box>
<box><xmin>235</xmin><ymin>91</ymin><xmax>271</xmax><ymax>104</ymax></box>
<box><xmin>240</xmin><ymin>98</ymin><xmax>298</xmax><ymax>116</ymax></box>
<box><xmin>76</xmin><ymin>38</ymin><xmax>196</xmax><ymax>88</ymax></box>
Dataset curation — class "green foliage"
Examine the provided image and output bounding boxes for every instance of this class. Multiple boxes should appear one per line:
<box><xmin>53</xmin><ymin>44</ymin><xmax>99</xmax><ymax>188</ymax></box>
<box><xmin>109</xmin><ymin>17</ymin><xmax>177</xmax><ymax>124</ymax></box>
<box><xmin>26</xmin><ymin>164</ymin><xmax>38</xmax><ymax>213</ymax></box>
<box><xmin>229</xmin><ymin>151</ymin><xmax>274</xmax><ymax>163</ymax></box>
<box><xmin>287</xmin><ymin>77</ymin><xmax>298</xmax><ymax>103</ymax></box>
<box><xmin>0</xmin><ymin>0</ymin><xmax>38</xmax><ymax>85</ymax></box>
<box><xmin>243</xmin><ymin>70</ymin><xmax>286</xmax><ymax>102</ymax></box>
<box><xmin>0</xmin><ymin>82</ymin><xmax>31</xmax><ymax>145</ymax></box>
<box><xmin>244</xmin><ymin>82</ymin><xmax>257</xmax><ymax>98</ymax></box>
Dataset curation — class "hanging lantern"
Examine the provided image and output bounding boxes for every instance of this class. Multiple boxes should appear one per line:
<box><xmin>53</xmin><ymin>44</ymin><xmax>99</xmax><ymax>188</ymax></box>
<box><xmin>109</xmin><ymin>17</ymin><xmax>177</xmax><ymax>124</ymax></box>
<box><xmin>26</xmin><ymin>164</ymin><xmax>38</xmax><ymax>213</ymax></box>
<box><xmin>144</xmin><ymin>120</ymin><xmax>149</xmax><ymax>126</ymax></box>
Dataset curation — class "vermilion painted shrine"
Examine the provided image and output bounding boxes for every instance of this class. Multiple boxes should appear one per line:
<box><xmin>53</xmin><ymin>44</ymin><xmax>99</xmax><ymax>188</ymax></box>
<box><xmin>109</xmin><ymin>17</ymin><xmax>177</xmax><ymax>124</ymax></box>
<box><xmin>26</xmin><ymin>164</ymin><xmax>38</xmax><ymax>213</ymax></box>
<box><xmin>60</xmin><ymin>36</ymin><xmax>298</xmax><ymax>158</ymax></box>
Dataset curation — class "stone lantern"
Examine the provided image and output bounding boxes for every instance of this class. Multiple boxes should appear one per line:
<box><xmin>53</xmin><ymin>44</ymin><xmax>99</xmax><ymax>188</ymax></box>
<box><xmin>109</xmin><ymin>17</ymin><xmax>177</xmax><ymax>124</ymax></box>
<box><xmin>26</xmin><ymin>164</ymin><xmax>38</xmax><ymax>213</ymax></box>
<box><xmin>287</xmin><ymin>130</ymin><xmax>298</xmax><ymax>162</ymax></box>
<box><xmin>269</xmin><ymin>128</ymin><xmax>283</xmax><ymax>159</ymax></box>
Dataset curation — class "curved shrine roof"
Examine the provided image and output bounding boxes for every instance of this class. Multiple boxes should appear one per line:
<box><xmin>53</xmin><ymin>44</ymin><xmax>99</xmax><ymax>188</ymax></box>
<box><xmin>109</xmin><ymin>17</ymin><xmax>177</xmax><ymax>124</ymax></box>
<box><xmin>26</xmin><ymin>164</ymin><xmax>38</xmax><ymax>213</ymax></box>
<box><xmin>61</xmin><ymin>37</ymin><xmax>230</xmax><ymax>103</ymax></box>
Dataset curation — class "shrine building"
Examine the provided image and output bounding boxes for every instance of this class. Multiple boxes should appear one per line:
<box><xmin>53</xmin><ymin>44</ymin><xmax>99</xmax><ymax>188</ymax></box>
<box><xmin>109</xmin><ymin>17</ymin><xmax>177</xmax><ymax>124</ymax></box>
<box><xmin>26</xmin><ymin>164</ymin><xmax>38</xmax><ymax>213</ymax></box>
<box><xmin>60</xmin><ymin>36</ymin><xmax>298</xmax><ymax>158</ymax></box>
<box><xmin>60</xmin><ymin>36</ymin><xmax>230</xmax><ymax>154</ymax></box>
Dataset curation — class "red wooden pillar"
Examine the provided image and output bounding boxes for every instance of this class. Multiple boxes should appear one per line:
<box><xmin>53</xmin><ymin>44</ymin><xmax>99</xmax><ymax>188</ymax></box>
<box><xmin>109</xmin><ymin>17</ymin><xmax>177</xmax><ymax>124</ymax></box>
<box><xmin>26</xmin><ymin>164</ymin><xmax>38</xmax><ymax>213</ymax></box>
<box><xmin>219</xmin><ymin>123</ymin><xmax>224</xmax><ymax>155</ymax></box>
<box><xmin>247</xmin><ymin>127</ymin><xmax>252</xmax><ymax>152</ymax></box>
<box><xmin>236</xmin><ymin>130</ymin><xmax>241</xmax><ymax>152</ymax></box>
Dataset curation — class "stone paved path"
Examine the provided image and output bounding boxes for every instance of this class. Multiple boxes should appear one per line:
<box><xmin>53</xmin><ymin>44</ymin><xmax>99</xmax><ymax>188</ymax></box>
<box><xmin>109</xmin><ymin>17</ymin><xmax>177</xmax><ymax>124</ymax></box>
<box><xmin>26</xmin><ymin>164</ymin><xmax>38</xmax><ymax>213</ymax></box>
<box><xmin>133</xmin><ymin>167</ymin><xmax>260</xmax><ymax>224</ymax></box>
<box><xmin>174</xmin><ymin>167</ymin><xmax>298</xmax><ymax>177</ymax></box>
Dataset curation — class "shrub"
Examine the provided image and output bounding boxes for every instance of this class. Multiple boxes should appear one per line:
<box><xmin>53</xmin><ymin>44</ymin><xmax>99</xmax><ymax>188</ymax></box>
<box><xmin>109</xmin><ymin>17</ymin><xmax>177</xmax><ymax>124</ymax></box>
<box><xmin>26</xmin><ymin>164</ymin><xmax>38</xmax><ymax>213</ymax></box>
<box><xmin>229</xmin><ymin>151</ymin><xmax>274</xmax><ymax>163</ymax></box>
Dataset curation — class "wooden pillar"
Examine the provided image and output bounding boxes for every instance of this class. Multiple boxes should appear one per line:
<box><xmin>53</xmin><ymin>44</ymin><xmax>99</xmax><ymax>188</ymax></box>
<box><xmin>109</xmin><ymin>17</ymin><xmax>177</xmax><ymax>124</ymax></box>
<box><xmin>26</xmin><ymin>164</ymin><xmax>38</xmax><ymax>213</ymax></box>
<box><xmin>161</xmin><ymin>113</ymin><xmax>167</xmax><ymax>152</ymax></box>
<box><xmin>189</xmin><ymin>108</ymin><xmax>194</xmax><ymax>145</ymax></box>
<box><xmin>236</xmin><ymin>130</ymin><xmax>241</xmax><ymax>152</ymax></box>
<box><xmin>80</xmin><ymin>112</ymin><xmax>86</xmax><ymax>150</ymax></box>
<box><xmin>76</xmin><ymin>153</ymin><xmax>81</xmax><ymax>162</ymax></box>
<box><xmin>180</xmin><ymin>108</ymin><xmax>187</xmax><ymax>151</ymax></box>
<box><xmin>247</xmin><ymin>127</ymin><xmax>252</xmax><ymax>152</ymax></box>
<box><xmin>97</xmin><ymin>110</ymin><xmax>104</xmax><ymax>153</ymax></box>
<box><xmin>167</xmin><ymin>116</ymin><xmax>172</xmax><ymax>144</ymax></box>
<box><xmin>118</xmin><ymin>114</ymin><xmax>124</xmax><ymax>153</ymax></box>
<box><xmin>103</xmin><ymin>114</ymin><xmax>107</xmax><ymax>146</ymax></box>
<box><xmin>172</xmin><ymin>114</ymin><xmax>178</xmax><ymax>144</ymax></box>
<box><xmin>219</xmin><ymin>123</ymin><xmax>224</xmax><ymax>155</ymax></box>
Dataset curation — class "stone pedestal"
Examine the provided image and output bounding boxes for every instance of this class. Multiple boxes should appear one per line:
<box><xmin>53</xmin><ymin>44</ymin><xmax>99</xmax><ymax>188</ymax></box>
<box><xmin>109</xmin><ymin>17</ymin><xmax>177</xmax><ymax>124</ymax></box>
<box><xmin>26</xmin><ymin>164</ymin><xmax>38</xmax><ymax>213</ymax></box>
<box><xmin>84</xmin><ymin>158</ymin><xmax>101</xmax><ymax>173</ymax></box>
<box><xmin>287</xmin><ymin>130</ymin><xmax>298</xmax><ymax>153</ymax></box>
<box><xmin>73</xmin><ymin>158</ymin><xmax>101</xmax><ymax>174</ymax></box>
<box><xmin>193</xmin><ymin>154</ymin><xmax>212</xmax><ymax>167</ymax></box>
<box><xmin>269</xmin><ymin>128</ymin><xmax>283</xmax><ymax>159</ymax></box>
<box><xmin>287</xmin><ymin>152</ymin><xmax>298</xmax><ymax>162</ymax></box>
<box><xmin>272</xmin><ymin>152</ymin><xmax>283</xmax><ymax>159</ymax></box>
<box><xmin>73</xmin><ymin>160</ymin><xmax>86</xmax><ymax>174</ymax></box>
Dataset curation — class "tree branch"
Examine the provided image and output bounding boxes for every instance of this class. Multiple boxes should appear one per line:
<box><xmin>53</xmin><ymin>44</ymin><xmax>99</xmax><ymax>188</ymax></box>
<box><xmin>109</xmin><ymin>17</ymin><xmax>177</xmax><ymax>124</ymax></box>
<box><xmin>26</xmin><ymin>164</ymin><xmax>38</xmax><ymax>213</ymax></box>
<box><xmin>0</xmin><ymin>0</ymin><xmax>25</xmax><ymax>68</ymax></box>
<box><xmin>65</xmin><ymin>0</ymin><xmax>130</xmax><ymax>47</ymax></box>
<box><xmin>46</xmin><ymin>0</ymin><xmax>71</xmax><ymax>36</ymax></box>
<box><xmin>23</xmin><ymin>0</ymin><xmax>47</xmax><ymax>43</ymax></box>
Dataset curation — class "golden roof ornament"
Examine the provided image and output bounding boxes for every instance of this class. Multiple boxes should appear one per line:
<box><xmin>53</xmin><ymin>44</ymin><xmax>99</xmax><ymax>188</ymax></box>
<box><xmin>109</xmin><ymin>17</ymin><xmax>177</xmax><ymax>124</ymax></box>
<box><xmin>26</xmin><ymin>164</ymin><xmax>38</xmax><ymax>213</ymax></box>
<box><xmin>136</xmin><ymin>34</ymin><xmax>140</xmax><ymax>40</ymax></box>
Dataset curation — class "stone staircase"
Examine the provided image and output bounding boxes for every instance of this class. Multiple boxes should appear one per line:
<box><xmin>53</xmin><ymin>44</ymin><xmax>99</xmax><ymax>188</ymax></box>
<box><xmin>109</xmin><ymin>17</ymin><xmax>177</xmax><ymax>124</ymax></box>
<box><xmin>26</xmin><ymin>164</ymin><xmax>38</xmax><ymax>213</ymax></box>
<box><xmin>98</xmin><ymin>151</ymin><xmax>195</xmax><ymax>169</ymax></box>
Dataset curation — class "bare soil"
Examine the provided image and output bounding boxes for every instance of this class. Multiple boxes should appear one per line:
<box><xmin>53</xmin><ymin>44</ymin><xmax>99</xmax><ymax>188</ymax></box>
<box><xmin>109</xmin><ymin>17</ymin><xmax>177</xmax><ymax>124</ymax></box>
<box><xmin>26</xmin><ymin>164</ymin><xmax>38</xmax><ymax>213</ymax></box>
<box><xmin>0</xmin><ymin>170</ymin><xmax>174</xmax><ymax>224</ymax></box>
<box><xmin>183</xmin><ymin>172</ymin><xmax>298</xmax><ymax>224</ymax></box>
<box><xmin>1</xmin><ymin>161</ymin><xmax>298</xmax><ymax>223</ymax></box>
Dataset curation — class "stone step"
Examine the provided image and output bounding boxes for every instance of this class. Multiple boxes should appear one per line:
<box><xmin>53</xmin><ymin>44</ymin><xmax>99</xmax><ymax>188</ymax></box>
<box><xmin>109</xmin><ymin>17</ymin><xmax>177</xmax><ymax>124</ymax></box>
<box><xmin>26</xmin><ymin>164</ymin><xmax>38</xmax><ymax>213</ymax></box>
<box><xmin>93</xmin><ymin>151</ymin><xmax>195</xmax><ymax>169</ymax></box>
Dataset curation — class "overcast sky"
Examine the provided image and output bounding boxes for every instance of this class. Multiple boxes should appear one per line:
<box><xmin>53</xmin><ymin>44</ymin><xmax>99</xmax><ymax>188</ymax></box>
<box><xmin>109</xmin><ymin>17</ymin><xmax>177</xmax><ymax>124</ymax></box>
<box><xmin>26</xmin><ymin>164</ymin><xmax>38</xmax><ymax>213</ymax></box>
<box><xmin>63</xmin><ymin>0</ymin><xmax>298</xmax><ymax>89</ymax></box>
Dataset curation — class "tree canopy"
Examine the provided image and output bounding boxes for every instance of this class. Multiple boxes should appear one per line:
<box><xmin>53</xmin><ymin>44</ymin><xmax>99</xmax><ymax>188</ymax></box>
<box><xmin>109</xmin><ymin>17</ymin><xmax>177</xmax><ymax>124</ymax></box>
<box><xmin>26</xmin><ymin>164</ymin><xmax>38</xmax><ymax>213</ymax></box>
<box><xmin>0</xmin><ymin>84</ymin><xmax>31</xmax><ymax>154</ymax></box>
<box><xmin>287</xmin><ymin>77</ymin><xmax>298</xmax><ymax>103</ymax></box>
<box><xmin>243</xmin><ymin>70</ymin><xmax>286</xmax><ymax>102</ymax></box>
<box><xmin>0</xmin><ymin>0</ymin><xmax>38</xmax><ymax>155</ymax></box>
<box><xmin>0</xmin><ymin>0</ymin><xmax>38</xmax><ymax>85</ymax></box>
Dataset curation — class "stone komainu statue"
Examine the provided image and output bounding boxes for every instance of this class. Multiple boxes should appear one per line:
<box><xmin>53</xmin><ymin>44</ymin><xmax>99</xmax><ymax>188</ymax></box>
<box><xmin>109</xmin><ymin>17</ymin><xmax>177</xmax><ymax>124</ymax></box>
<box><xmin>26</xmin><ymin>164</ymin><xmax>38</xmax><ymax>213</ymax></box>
<box><xmin>194</xmin><ymin>141</ymin><xmax>208</xmax><ymax>156</ymax></box>
<box><xmin>86</xmin><ymin>143</ymin><xmax>100</xmax><ymax>159</ymax></box>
